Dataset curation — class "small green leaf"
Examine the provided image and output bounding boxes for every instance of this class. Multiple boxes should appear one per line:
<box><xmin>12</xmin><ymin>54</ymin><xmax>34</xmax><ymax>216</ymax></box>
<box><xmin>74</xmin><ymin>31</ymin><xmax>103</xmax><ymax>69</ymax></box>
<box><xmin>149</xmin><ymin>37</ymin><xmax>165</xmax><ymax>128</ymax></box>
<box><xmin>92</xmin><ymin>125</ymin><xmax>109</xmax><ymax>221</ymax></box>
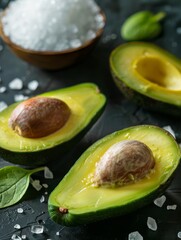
<box><xmin>0</xmin><ymin>166</ymin><xmax>44</xmax><ymax>208</ymax></box>
<box><xmin>121</xmin><ymin>11</ymin><xmax>166</xmax><ymax>41</ymax></box>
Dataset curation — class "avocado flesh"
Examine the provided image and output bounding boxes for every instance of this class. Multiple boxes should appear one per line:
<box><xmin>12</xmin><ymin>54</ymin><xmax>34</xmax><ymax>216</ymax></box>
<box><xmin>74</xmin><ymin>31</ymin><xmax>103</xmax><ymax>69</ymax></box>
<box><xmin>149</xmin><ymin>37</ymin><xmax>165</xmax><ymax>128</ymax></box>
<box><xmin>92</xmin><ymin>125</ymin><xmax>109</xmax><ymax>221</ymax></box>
<box><xmin>48</xmin><ymin>125</ymin><xmax>181</xmax><ymax>226</ymax></box>
<box><xmin>110</xmin><ymin>42</ymin><xmax>181</xmax><ymax>107</ymax></box>
<box><xmin>0</xmin><ymin>83</ymin><xmax>106</xmax><ymax>165</ymax></box>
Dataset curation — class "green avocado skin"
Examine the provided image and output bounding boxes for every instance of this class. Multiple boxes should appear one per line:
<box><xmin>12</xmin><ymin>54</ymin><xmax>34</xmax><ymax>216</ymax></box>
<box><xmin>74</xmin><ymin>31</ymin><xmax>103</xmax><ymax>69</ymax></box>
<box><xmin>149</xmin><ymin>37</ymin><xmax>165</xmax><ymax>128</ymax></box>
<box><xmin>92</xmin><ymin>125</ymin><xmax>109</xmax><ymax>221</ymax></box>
<box><xmin>48</xmin><ymin>178</ymin><xmax>170</xmax><ymax>226</ymax></box>
<box><xmin>112</xmin><ymin>72</ymin><xmax>181</xmax><ymax>117</ymax></box>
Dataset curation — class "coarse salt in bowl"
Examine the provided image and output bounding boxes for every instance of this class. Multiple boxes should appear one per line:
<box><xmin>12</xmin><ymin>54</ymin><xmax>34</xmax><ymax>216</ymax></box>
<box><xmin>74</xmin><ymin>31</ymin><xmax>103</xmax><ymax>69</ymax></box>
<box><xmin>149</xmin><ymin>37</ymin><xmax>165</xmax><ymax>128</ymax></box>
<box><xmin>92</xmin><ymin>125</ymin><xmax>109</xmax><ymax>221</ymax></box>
<box><xmin>0</xmin><ymin>0</ymin><xmax>105</xmax><ymax>69</ymax></box>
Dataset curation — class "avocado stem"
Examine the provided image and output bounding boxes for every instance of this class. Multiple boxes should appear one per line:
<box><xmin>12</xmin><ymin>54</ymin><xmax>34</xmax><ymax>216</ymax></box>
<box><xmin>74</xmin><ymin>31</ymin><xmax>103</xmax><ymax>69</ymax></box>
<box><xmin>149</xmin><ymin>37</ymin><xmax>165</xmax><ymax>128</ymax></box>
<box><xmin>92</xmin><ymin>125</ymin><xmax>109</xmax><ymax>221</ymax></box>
<box><xmin>59</xmin><ymin>207</ymin><xmax>68</xmax><ymax>214</ymax></box>
<box><xmin>153</xmin><ymin>12</ymin><xmax>166</xmax><ymax>22</ymax></box>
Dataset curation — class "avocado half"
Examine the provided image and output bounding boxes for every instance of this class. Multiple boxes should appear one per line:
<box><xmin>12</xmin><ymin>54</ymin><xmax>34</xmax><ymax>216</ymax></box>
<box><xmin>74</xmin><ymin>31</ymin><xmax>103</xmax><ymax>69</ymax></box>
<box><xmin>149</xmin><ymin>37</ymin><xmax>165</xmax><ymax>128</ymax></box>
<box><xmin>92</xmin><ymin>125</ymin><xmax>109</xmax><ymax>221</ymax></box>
<box><xmin>0</xmin><ymin>83</ymin><xmax>106</xmax><ymax>166</ymax></box>
<box><xmin>48</xmin><ymin>125</ymin><xmax>181</xmax><ymax>226</ymax></box>
<box><xmin>110</xmin><ymin>42</ymin><xmax>181</xmax><ymax>115</ymax></box>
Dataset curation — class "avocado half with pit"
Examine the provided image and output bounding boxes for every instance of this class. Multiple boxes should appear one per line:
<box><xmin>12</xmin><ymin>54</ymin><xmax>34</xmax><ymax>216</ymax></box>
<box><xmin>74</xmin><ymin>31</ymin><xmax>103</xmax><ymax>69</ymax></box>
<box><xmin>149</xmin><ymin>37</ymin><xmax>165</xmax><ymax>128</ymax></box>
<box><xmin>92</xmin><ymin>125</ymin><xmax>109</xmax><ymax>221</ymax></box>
<box><xmin>110</xmin><ymin>42</ymin><xmax>181</xmax><ymax>115</ymax></box>
<box><xmin>0</xmin><ymin>83</ymin><xmax>106</xmax><ymax>166</ymax></box>
<box><xmin>48</xmin><ymin>125</ymin><xmax>181</xmax><ymax>226</ymax></box>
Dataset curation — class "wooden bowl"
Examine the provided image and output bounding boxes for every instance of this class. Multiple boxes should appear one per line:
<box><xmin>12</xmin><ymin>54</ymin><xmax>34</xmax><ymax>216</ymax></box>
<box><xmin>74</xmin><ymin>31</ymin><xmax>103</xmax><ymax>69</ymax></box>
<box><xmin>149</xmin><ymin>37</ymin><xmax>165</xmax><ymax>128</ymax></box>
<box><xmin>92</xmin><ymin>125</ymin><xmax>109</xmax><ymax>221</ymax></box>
<box><xmin>0</xmin><ymin>10</ymin><xmax>105</xmax><ymax>70</ymax></box>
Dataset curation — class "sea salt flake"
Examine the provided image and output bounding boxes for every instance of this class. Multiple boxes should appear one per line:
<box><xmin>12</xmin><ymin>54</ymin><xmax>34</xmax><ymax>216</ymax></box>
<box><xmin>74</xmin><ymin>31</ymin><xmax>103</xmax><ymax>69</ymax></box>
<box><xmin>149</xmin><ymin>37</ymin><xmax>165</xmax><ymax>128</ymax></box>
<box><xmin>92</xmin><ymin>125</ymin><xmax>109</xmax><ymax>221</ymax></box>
<box><xmin>0</xmin><ymin>45</ymin><xmax>3</xmax><ymax>51</ymax></box>
<box><xmin>69</xmin><ymin>39</ymin><xmax>82</xmax><ymax>49</ymax></box>
<box><xmin>44</xmin><ymin>167</ymin><xmax>54</xmax><ymax>179</ymax></box>
<box><xmin>167</xmin><ymin>204</ymin><xmax>177</xmax><ymax>210</ymax></box>
<box><xmin>45</xmin><ymin>191</ymin><xmax>48</xmax><ymax>195</ymax></box>
<box><xmin>11</xmin><ymin>234</ymin><xmax>22</xmax><ymax>240</ymax></box>
<box><xmin>128</xmin><ymin>231</ymin><xmax>143</xmax><ymax>240</ymax></box>
<box><xmin>31</xmin><ymin>224</ymin><xmax>44</xmax><ymax>234</ymax></box>
<box><xmin>9</xmin><ymin>78</ymin><xmax>23</xmax><ymax>90</ymax></box>
<box><xmin>177</xmin><ymin>27</ymin><xmax>181</xmax><ymax>34</ymax></box>
<box><xmin>178</xmin><ymin>232</ymin><xmax>181</xmax><ymax>239</ymax></box>
<box><xmin>21</xmin><ymin>235</ymin><xmax>26</xmax><ymax>239</ymax></box>
<box><xmin>30</xmin><ymin>179</ymin><xmax>42</xmax><ymax>191</ymax></box>
<box><xmin>40</xmin><ymin>195</ymin><xmax>45</xmax><ymax>203</ymax></box>
<box><xmin>154</xmin><ymin>195</ymin><xmax>166</xmax><ymax>207</ymax></box>
<box><xmin>17</xmin><ymin>207</ymin><xmax>24</xmax><ymax>213</ymax></box>
<box><xmin>0</xmin><ymin>101</ymin><xmax>8</xmax><ymax>112</ymax></box>
<box><xmin>147</xmin><ymin>217</ymin><xmax>157</xmax><ymax>231</ymax></box>
<box><xmin>0</xmin><ymin>86</ymin><xmax>6</xmax><ymax>93</ymax></box>
<box><xmin>14</xmin><ymin>94</ymin><xmax>28</xmax><ymax>102</ymax></box>
<box><xmin>14</xmin><ymin>224</ymin><xmax>21</xmax><ymax>229</ymax></box>
<box><xmin>27</xmin><ymin>80</ymin><xmax>39</xmax><ymax>91</ymax></box>
<box><xmin>163</xmin><ymin>125</ymin><xmax>176</xmax><ymax>138</ymax></box>
<box><xmin>42</xmin><ymin>183</ymin><xmax>49</xmax><ymax>188</ymax></box>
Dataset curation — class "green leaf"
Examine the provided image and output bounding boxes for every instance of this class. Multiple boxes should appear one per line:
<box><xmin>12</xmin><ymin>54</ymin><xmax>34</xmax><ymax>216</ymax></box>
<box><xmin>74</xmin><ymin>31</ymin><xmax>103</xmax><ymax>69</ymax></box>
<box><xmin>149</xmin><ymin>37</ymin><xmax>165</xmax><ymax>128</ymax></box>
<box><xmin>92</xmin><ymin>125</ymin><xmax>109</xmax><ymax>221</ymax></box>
<box><xmin>0</xmin><ymin>166</ymin><xmax>44</xmax><ymax>208</ymax></box>
<box><xmin>121</xmin><ymin>11</ymin><xmax>166</xmax><ymax>41</ymax></box>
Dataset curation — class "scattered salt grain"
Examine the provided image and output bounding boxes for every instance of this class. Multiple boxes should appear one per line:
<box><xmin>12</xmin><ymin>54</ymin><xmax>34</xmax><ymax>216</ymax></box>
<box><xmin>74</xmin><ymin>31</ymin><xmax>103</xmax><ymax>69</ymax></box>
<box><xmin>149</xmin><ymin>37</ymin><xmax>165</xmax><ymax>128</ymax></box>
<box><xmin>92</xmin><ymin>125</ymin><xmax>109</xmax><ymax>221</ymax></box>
<box><xmin>27</xmin><ymin>80</ymin><xmax>39</xmax><ymax>91</ymax></box>
<box><xmin>40</xmin><ymin>195</ymin><xmax>45</xmax><ymax>203</ymax></box>
<box><xmin>163</xmin><ymin>125</ymin><xmax>175</xmax><ymax>138</ymax></box>
<box><xmin>21</xmin><ymin>235</ymin><xmax>26</xmax><ymax>239</ymax></box>
<box><xmin>44</xmin><ymin>191</ymin><xmax>48</xmax><ymax>195</ymax></box>
<box><xmin>11</xmin><ymin>234</ymin><xmax>22</xmax><ymax>240</ymax></box>
<box><xmin>30</xmin><ymin>179</ymin><xmax>42</xmax><ymax>191</ymax></box>
<box><xmin>44</xmin><ymin>167</ymin><xmax>54</xmax><ymax>179</ymax></box>
<box><xmin>42</xmin><ymin>183</ymin><xmax>49</xmax><ymax>188</ymax></box>
<box><xmin>0</xmin><ymin>101</ymin><xmax>8</xmax><ymax>112</ymax></box>
<box><xmin>9</xmin><ymin>78</ymin><xmax>23</xmax><ymax>90</ymax></box>
<box><xmin>14</xmin><ymin>224</ymin><xmax>21</xmax><ymax>229</ymax></box>
<box><xmin>2</xmin><ymin>0</ymin><xmax>105</xmax><ymax>51</ymax></box>
<box><xmin>31</xmin><ymin>224</ymin><xmax>44</xmax><ymax>234</ymax></box>
<box><xmin>154</xmin><ymin>195</ymin><xmax>166</xmax><ymax>207</ymax></box>
<box><xmin>0</xmin><ymin>45</ymin><xmax>3</xmax><ymax>51</ymax></box>
<box><xmin>14</xmin><ymin>94</ymin><xmax>28</xmax><ymax>102</ymax></box>
<box><xmin>56</xmin><ymin>231</ymin><xmax>60</xmax><ymax>236</ymax></box>
<box><xmin>17</xmin><ymin>208</ymin><xmax>24</xmax><ymax>214</ymax></box>
<box><xmin>178</xmin><ymin>232</ymin><xmax>181</xmax><ymax>239</ymax></box>
<box><xmin>128</xmin><ymin>231</ymin><xmax>143</xmax><ymax>240</ymax></box>
<box><xmin>167</xmin><ymin>204</ymin><xmax>177</xmax><ymax>210</ymax></box>
<box><xmin>177</xmin><ymin>27</ymin><xmax>181</xmax><ymax>34</ymax></box>
<box><xmin>0</xmin><ymin>86</ymin><xmax>7</xmax><ymax>93</ymax></box>
<box><xmin>147</xmin><ymin>217</ymin><xmax>157</xmax><ymax>231</ymax></box>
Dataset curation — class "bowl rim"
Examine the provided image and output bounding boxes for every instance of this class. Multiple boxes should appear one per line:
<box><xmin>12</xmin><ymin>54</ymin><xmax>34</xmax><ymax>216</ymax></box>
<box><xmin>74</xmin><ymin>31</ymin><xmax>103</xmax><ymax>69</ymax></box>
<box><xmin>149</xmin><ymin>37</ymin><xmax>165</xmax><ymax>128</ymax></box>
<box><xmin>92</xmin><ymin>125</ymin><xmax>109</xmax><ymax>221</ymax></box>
<box><xmin>0</xmin><ymin>9</ymin><xmax>106</xmax><ymax>56</ymax></box>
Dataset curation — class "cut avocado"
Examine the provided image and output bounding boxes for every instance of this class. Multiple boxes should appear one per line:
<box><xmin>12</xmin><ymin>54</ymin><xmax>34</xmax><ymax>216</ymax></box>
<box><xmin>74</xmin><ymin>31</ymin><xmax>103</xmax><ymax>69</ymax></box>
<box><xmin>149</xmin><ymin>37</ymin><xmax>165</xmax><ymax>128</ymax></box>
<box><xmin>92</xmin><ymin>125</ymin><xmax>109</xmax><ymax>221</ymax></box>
<box><xmin>110</xmin><ymin>42</ymin><xmax>181</xmax><ymax>115</ymax></box>
<box><xmin>0</xmin><ymin>83</ymin><xmax>106</xmax><ymax>166</ymax></box>
<box><xmin>48</xmin><ymin>125</ymin><xmax>181</xmax><ymax>226</ymax></box>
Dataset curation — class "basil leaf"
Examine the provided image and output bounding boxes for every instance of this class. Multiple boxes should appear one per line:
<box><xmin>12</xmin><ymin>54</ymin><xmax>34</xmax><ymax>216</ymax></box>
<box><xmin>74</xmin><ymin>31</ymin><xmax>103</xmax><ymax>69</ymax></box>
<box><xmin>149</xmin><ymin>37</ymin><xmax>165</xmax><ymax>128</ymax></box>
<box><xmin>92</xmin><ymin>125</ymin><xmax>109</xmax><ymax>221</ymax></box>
<box><xmin>0</xmin><ymin>166</ymin><xmax>44</xmax><ymax>208</ymax></box>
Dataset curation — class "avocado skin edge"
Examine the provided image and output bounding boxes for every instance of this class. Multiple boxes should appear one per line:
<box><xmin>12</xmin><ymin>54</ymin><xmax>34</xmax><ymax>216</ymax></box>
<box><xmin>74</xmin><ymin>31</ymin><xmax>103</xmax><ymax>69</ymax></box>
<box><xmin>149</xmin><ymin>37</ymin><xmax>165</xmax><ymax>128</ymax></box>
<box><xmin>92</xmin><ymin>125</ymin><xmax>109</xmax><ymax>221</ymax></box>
<box><xmin>48</xmin><ymin>176</ymin><xmax>173</xmax><ymax>226</ymax></box>
<box><xmin>111</xmin><ymin>71</ymin><xmax>181</xmax><ymax>117</ymax></box>
<box><xmin>0</xmin><ymin>103</ymin><xmax>106</xmax><ymax>167</ymax></box>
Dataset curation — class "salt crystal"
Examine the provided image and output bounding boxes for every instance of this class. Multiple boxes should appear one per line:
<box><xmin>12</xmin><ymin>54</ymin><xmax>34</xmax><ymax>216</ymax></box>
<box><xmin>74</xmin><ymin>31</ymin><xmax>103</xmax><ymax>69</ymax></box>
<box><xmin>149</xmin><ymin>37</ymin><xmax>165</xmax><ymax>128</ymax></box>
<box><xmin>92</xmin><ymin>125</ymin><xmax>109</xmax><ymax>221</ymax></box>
<box><xmin>40</xmin><ymin>195</ymin><xmax>45</xmax><ymax>203</ymax></box>
<box><xmin>163</xmin><ymin>125</ymin><xmax>176</xmax><ymax>138</ymax></box>
<box><xmin>0</xmin><ymin>101</ymin><xmax>8</xmax><ymax>112</ymax></box>
<box><xmin>45</xmin><ymin>191</ymin><xmax>48</xmax><ymax>195</ymax></box>
<box><xmin>42</xmin><ymin>183</ymin><xmax>49</xmax><ymax>188</ymax></box>
<box><xmin>56</xmin><ymin>231</ymin><xmax>60</xmax><ymax>236</ymax></box>
<box><xmin>21</xmin><ymin>235</ymin><xmax>26</xmax><ymax>239</ymax></box>
<box><xmin>0</xmin><ymin>86</ymin><xmax>7</xmax><ymax>93</ymax></box>
<box><xmin>14</xmin><ymin>94</ymin><xmax>28</xmax><ymax>102</ymax></box>
<box><xmin>178</xmin><ymin>232</ymin><xmax>181</xmax><ymax>239</ymax></box>
<box><xmin>14</xmin><ymin>224</ymin><xmax>21</xmax><ymax>229</ymax></box>
<box><xmin>44</xmin><ymin>167</ymin><xmax>54</xmax><ymax>179</ymax></box>
<box><xmin>177</xmin><ymin>27</ymin><xmax>181</xmax><ymax>34</ymax></box>
<box><xmin>9</xmin><ymin>78</ymin><xmax>23</xmax><ymax>90</ymax></box>
<box><xmin>128</xmin><ymin>231</ymin><xmax>143</xmax><ymax>240</ymax></box>
<box><xmin>30</xmin><ymin>179</ymin><xmax>42</xmax><ymax>191</ymax></box>
<box><xmin>2</xmin><ymin>0</ymin><xmax>104</xmax><ymax>51</ymax></box>
<box><xmin>154</xmin><ymin>195</ymin><xmax>166</xmax><ymax>207</ymax></box>
<box><xmin>27</xmin><ymin>80</ymin><xmax>39</xmax><ymax>91</ymax></box>
<box><xmin>31</xmin><ymin>224</ymin><xmax>44</xmax><ymax>234</ymax></box>
<box><xmin>147</xmin><ymin>217</ymin><xmax>157</xmax><ymax>231</ymax></box>
<box><xmin>17</xmin><ymin>208</ymin><xmax>24</xmax><ymax>213</ymax></box>
<box><xmin>11</xmin><ymin>234</ymin><xmax>22</xmax><ymax>240</ymax></box>
<box><xmin>167</xmin><ymin>204</ymin><xmax>177</xmax><ymax>210</ymax></box>
<box><xmin>0</xmin><ymin>45</ymin><xmax>3</xmax><ymax>51</ymax></box>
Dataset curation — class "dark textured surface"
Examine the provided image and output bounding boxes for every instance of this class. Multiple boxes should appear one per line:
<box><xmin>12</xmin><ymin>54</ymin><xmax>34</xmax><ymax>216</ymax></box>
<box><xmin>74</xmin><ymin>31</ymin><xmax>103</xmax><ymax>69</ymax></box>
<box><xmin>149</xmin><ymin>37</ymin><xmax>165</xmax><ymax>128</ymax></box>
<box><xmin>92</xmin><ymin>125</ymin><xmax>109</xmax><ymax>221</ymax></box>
<box><xmin>0</xmin><ymin>0</ymin><xmax>181</xmax><ymax>239</ymax></box>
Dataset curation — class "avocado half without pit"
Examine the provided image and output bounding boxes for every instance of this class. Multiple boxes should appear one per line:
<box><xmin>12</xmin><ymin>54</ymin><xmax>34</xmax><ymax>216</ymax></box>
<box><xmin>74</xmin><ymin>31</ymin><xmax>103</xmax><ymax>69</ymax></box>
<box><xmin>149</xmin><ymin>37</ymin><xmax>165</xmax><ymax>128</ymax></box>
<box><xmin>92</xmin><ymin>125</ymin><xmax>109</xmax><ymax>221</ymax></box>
<box><xmin>110</xmin><ymin>42</ymin><xmax>181</xmax><ymax>115</ymax></box>
<box><xmin>48</xmin><ymin>125</ymin><xmax>181</xmax><ymax>226</ymax></box>
<box><xmin>0</xmin><ymin>83</ymin><xmax>106</xmax><ymax>166</ymax></box>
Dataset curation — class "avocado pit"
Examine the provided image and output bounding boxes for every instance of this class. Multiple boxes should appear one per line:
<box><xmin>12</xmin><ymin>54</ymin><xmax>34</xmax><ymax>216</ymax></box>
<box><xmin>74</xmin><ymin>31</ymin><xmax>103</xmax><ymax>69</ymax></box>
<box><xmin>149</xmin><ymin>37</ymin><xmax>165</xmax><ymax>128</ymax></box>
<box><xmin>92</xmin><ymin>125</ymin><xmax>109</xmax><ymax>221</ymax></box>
<box><xmin>9</xmin><ymin>97</ymin><xmax>71</xmax><ymax>138</ymax></box>
<box><xmin>94</xmin><ymin>140</ymin><xmax>155</xmax><ymax>187</ymax></box>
